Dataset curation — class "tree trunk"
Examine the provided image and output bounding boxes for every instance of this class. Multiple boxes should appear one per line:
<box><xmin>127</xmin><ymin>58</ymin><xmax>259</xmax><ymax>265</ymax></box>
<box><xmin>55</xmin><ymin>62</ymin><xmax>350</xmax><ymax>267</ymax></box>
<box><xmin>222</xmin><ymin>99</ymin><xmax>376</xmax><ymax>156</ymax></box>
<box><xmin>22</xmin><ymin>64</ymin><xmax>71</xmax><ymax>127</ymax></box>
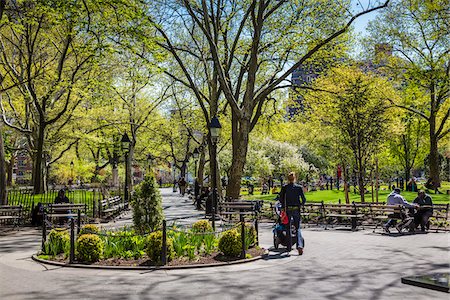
<box><xmin>226</xmin><ymin>116</ymin><xmax>250</xmax><ymax>199</ymax></box>
<box><xmin>429</xmin><ymin>133</ymin><xmax>440</xmax><ymax>189</ymax></box>
<box><xmin>343</xmin><ymin>164</ymin><xmax>349</xmax><ymax>204</ymax></box>
<box><xmin>32</xmin><ymin>125</ymin><xmax>45</xmax><ymax>194</ymax></box>
<box><xmin>197</xmin><ymin>148</ymin><xmax>206</xmax><ymax>186</ymax></box>
<box><xmin>0</xmin><ymin>127</ymin><xmax>7</xmax><ymax>204</ymax></box>
<box><xmin>428</xmin><ymin>85</ymin><xmax>441</xmax><ymax>189</ymax></box>
<box><xmin>357</xmin><ymin>157</ymin><xmax>365</xmax><ymax>202</ymax></box>
<box><xmin>126</xmin><ymin>145</ymin><xmax>134</xmax><ymax>189</ymax></box>
<box><xmin>6</xmin><ymin>155</ymin><xmax>14</xmax><ymax>186</ymax></box>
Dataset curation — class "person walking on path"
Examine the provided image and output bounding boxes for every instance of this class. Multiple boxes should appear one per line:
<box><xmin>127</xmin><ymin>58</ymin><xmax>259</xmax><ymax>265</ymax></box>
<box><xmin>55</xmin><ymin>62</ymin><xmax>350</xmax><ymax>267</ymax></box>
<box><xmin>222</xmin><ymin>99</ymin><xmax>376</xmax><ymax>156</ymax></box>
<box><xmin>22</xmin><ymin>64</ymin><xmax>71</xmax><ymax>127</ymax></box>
<box><xmin>279</xmin><ymin>172</ymin><xmax>306</xmax><ymax>255</ymax></box>
<box><xmin>413</xmin><ymin>190</ymin><xmax>433</xmax><ymax>232</ymax></box>
<box><xmin>178</xmin><ymin>177</ymin><xmax>187</xmax><ymax>196</ymax></box>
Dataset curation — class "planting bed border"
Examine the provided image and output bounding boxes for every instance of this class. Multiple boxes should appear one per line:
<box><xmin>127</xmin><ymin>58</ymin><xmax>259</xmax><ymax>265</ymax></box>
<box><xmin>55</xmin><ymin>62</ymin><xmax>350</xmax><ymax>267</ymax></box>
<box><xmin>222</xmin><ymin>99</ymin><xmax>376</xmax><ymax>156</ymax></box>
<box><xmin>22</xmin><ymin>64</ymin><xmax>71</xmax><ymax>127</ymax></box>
<box><xmin>32</xmin><ymin>251</ymin><xmax>269</xmax><ymax>270</ymax></box>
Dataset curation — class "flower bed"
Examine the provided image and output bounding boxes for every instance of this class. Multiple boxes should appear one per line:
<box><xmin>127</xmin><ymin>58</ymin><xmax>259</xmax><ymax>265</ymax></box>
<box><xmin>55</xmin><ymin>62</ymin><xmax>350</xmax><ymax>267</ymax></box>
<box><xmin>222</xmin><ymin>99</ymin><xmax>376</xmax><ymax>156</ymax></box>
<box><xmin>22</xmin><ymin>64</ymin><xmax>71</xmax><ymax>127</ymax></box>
<box><xmin>38</xmin><ymin>221</ymin><xmax>264</xmax><ymax>267</ymax></box>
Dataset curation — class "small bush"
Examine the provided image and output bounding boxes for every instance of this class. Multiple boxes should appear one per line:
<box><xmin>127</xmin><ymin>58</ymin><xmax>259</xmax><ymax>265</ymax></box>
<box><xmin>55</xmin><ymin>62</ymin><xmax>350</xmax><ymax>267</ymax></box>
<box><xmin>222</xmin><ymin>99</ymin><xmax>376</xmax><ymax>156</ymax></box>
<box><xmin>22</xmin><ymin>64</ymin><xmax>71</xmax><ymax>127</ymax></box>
<box><xmin>218</xmin><ymin>229</ymin><xmax>242</xmax><ymax>257</ymax></box>
<box><xmin>244</xmin><ymin>223</ymin><xmax>257</xmax><ymax>250</ymax></box>
<box><xmin>77</xmin><ymin>234</ymin><xmax>104</xmax><ymax>263</ymax></box>
<box><xmin>44</xmin><ymin>229</ymin><xmax>69</xmax><ymax>256</ymax></box>
<box><xmin>79</xmin><ymin>224</ymin><xmax>99</xmax><ymax>235</ymax></box>
<box><xmin>146</xmin><ymin>231</ymin><xmax>174</xmax><ymax>262</ymax></box>
<box><xmin>132</xmin><ymin>175</ymin><xmax>164</xmax><ymax>234</ymax></box>
<box><xmin>192</xmin><ymin>220</ymin><xmax>213</xmax><ymax>233</ymax></box>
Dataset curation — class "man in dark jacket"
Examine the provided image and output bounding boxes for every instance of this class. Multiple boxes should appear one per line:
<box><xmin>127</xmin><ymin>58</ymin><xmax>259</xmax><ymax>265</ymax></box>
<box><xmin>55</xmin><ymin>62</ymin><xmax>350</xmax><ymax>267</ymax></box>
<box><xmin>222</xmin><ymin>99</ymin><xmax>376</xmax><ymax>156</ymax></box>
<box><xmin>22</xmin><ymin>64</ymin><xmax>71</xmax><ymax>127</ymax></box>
<box><xmin>54</xmin><ymin>189</ymin><xmax>70</xmax><ymax>204</ymax></box>
<box><xmin>413</xmin><ymin>190</ymin><xmax>433</xmax><ymax>232</ymax></box>
<box><xmin>279</xmin><ymin>172</ymin><xmax>306</xmax><ymax>255</ymax></box>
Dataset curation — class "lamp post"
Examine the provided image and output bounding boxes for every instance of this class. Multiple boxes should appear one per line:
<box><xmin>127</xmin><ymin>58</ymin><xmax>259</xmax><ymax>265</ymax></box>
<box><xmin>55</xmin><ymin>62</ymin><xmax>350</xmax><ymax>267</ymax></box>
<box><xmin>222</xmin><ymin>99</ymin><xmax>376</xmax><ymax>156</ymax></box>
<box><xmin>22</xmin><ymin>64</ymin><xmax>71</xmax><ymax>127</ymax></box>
<box><xmin>193</xmin><ymin>147</ymin><xmax>200</xmax><ymax>210</ymax></box>
<box><xmin>70</xmin><ymin>160</ymin><xmax>74</xmax><ymax>181</ymax></box>
<box><xmin>121</xmin><ymin>133</ymin><xmax>131</xmax><ymax>205</ymax></box>
<box><xmin>209</xmin><ymin>116</ymin><xmax>221</xmax><ymax>230</ymax></box>
<box><xmin>147</xmin><ymin>154</ymin><xmax>155</xmax><ymax>174</ymax></box>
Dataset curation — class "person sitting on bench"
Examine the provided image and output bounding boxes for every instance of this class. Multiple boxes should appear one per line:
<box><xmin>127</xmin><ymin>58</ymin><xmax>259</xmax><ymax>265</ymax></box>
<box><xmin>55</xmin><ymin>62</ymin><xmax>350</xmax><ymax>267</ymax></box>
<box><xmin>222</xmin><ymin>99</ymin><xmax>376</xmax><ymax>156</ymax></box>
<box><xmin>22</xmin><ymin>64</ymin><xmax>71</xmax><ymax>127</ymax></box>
<box><xmin>413</xmin><ymin>190</ymin><xmax>433</xmax><ymax>232</ymax></box>
<box><xmin>383</xmin><ymin>188</ymin><xmax>418</xmax><ymax>233</ymax></box>
<box><xmin>54</xmin><ymin>189</ymin><xmax>70</xmax><ymax>225</ymax></box>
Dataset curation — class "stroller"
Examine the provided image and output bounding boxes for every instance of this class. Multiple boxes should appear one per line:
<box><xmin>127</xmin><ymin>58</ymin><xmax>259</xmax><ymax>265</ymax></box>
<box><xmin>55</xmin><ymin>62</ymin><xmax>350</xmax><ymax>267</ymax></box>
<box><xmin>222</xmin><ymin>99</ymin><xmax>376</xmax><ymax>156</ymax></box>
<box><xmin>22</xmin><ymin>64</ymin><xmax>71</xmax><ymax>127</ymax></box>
<box><xmin>272</xmin><ymin>198</ymin><xmax>298</xmax><ymax>250</ymax></box>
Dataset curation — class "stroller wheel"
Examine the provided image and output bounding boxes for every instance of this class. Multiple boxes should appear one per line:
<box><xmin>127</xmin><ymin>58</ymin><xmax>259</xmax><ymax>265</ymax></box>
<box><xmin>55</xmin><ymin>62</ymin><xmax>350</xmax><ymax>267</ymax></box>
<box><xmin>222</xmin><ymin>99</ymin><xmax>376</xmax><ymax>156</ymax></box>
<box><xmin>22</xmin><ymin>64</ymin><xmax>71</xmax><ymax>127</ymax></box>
<box><xmin>273</xmin><ymin>232</ymin><xmax>279</xmax><ymax>249</ymax></box>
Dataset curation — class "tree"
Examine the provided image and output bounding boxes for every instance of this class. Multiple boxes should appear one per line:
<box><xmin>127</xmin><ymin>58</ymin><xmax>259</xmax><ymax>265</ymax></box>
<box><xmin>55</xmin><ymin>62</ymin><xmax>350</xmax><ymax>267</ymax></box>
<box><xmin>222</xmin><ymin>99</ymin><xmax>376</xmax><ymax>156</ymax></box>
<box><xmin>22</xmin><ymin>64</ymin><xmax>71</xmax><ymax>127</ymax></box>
<box><xmin>305</xmin><ymin>66</ymin><xmax>395</xmax><ymax>201</ymax></box>
<box><xmin>147</xmin><ymin>0</ymin><xmax>390</xmax><ymax>198</ymax></box>
<box><xmin>0</xmin><ymin>1</ymin><xmax>106</xmax><ymax>193</ymax></box>
<box><xmin>389</xmin><ymin>111</ymin><xmax>427</xmax><ymax>183</ymax></box>
<box><xmin>132</xmin><ymin>174</ymin><xmax>164</xmax><ymax>234</ymax></box>
<box><xmin>367</xmin><ymin>0</ymin><xmax>450</xmax><ymax>189</ymax></box>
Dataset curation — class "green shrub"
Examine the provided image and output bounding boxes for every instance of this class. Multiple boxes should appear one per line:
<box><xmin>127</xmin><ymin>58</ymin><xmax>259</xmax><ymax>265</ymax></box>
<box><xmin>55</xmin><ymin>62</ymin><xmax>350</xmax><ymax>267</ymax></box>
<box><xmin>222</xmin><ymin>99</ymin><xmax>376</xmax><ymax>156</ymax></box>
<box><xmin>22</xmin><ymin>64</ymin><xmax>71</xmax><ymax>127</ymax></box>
<box><xmin>132</xmin><ymin>175</ymin><xmax>164</xmax><ymax>234</ymax></box>
<box><xmin>79</xmin><ymin>224</ymin><xmax>99</xmax><ymax>235</ymax></box>
<box><xmin>202</xmin><ymin>233</ymin><xmax>217</xmax><ymax>255</ymax></box>
<box><xmin>146</xmin><ymin>231</ymin><xmax>174</xmax><ymax>263</ymax></box>
<box><xmin>218</xmin><ymin>229</ymin><xmax>242</xmax><ymax>257</ymax></box>
<box><xmin>44</xmin><ymin>229</ymin><xmax>69</xmax><ymax>256</ymax></box>
<box><xmin>192</xmin><ymin>220</ymin><xmax>213</xmax><ymax>233</ymax></box>
<box><xmin>170</xmin><ymin>230</ymin><xmax>189</xmax><ymax>257</ymax></box>
<box><xmin>244</xmin><ymin>223</ymin><xmax>257</xmax><ymax>250</ymax></box>
<box><xmin>102</xmin><ymin>231</ymin><xmax>147</xmax><ymax>260</ymax></box>
<box><xmin>77</xmin><ymin>234</ymin><xmax>104</xmax><ymax>263</ymax></box>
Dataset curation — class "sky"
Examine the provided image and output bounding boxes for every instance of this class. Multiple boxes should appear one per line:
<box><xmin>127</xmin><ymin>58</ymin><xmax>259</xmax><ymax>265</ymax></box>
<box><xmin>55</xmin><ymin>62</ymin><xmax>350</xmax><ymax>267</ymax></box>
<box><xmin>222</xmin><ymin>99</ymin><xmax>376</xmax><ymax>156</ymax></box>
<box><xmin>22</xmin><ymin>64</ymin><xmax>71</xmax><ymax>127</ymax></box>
<box><xmin>351</xmin><ymin>0</ymin><xmax>383</xmax><ymax>36</ymax></box>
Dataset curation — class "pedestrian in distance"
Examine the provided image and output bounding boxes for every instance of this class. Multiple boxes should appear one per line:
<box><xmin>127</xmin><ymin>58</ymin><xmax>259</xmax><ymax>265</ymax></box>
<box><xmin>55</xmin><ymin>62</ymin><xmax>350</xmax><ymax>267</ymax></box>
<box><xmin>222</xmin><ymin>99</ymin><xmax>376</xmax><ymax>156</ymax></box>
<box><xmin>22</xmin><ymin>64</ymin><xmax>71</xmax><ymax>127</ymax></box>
<box><xmin>279</xmin><ymin>172</ymin><xmax>306</xmax><ymax>255</ymax></box>
<box><xmin>178</xmin><ymin>177</ymin><xmax>187</xmax><ymax>196</ymax></box>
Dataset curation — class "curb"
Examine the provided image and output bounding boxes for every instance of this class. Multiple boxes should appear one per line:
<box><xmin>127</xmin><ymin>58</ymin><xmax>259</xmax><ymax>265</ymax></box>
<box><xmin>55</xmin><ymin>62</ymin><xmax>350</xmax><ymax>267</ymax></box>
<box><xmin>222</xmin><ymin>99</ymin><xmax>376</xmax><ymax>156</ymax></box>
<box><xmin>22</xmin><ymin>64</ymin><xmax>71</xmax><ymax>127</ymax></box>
<box><xmin>32</xmin><ymin>251</ymin><xmax>269</xmax><ymax>271</ymax></box>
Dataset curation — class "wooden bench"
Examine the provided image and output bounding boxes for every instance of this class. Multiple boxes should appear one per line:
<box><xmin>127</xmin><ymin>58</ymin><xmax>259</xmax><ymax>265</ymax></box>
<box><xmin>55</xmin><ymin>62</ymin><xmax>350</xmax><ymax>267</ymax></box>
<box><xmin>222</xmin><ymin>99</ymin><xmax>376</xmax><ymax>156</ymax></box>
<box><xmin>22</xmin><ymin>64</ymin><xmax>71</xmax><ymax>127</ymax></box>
<box><xmin>426</xmin><ymin>204</ymin><xmax>449</xmax><ymax>231</ymax></box>
<box><xmin>44</xmin><ymin>203</ymin><xmax>87</xmax><ymax>232</ymax></box>
<box><xmin>219</xmin><ymin>200</ymin><xmax>263</xmax><ymax>217</ymax></box>
<box><xmin>0</xmin><ymin>205</ymin><xmax>23</xmax><ymax>228</ymax></box>
<box><xmin>98</xmin><ymin>196</ymin><xmax>125</xmax><ymax>220</ymax></box>
<box><xmin>323</xmin><ymin>203</ymin><xmax>364</xmax><ymax>231</ymax></box>
<box><xmin>45</xmin><ymin>203</ymin><xmax>87</xmax><ymax>220</ymax></box>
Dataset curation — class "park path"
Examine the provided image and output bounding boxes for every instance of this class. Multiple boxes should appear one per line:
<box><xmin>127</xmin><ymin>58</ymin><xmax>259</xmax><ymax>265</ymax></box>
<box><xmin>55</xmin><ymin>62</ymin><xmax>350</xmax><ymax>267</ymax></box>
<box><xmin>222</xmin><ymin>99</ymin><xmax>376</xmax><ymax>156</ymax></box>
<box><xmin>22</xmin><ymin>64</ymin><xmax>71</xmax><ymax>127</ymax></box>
<box><xmin>0</xmin><ymin>188</ymin><xmax>448</xmax><ymax>300</ymax></box>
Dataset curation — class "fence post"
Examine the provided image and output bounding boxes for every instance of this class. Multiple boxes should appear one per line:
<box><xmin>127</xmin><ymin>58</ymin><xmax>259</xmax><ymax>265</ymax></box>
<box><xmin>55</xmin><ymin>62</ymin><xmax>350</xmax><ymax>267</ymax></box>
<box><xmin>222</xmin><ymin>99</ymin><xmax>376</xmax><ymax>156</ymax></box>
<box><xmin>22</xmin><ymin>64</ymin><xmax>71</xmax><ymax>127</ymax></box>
<box><xmin>77</xmin><ymin>210</ymin><xmax>81</xmax><ymax>234</ymax></box>
<box><xmin>162</xmin><ymin>220</ymin><xmax>167</xmax><ymax>265</ymax></box>
<box><xmin>254</xmin><ymin>217</ymin><xmax>259</xmax><ymax>247</ymax></box>
<box><xmin>92</xmin><ymin>196</ymin><xmax>96</xmax><ymax>219</ymax></box>
<box><xmin>98</xmin><ymin>199</ymin><xmax>102</xmax><ymax>219</ymax></box>
<box><xmin>41</xmin><ymin>211</ymin><xmax>47</xmax><ymax>252</ymax></box>
<box><xmin>240</xmin><ymin>212</ymin><xmax>246</xmax><ymax>259</ymax></box>
<box><xmin>70</xmin><ymin>220</ymin><xmax>75</xmax><ymax>264</ymax></box>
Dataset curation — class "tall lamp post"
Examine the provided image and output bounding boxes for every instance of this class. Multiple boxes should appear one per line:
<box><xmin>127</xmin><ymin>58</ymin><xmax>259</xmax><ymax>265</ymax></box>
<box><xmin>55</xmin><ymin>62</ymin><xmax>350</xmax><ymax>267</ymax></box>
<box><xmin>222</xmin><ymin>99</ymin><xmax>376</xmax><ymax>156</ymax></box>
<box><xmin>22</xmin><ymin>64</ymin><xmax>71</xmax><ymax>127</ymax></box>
<box><xmin>70</xmin><ymin>161</ymin><xmax>74</xmax><ymax>182</ymax></box>
<box><xmin>209</xmin><ymin>116</ymin><xmax>221</xmax><ymax>230</ymax></box>
<box><xmin>121</xmin><ymin>133</ymin><xmax>131</xmax><ymax>205</ymax></box>
<box><xmin>193</xmin><ymin>147</ymin><xmax>200</xmax><ymax>209</ymax></box>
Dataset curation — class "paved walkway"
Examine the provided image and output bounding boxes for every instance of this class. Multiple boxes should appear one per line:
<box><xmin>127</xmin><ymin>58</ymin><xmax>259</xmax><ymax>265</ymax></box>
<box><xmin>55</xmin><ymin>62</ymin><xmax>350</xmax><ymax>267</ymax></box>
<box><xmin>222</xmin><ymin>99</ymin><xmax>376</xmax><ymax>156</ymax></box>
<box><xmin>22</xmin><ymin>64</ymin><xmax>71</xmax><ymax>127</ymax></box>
<box><xmin>0</xmin><ymin>188</ymin><xmax>448</xmax><ymax>299</ymax></box>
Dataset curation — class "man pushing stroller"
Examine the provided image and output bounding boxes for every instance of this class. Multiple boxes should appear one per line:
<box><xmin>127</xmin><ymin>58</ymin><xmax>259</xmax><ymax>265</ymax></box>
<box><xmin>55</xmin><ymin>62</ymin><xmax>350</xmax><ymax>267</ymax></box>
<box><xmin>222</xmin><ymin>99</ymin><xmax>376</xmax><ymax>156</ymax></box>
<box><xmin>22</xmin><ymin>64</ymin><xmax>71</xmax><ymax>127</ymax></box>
<box><xmin>278</xmin><ymin>172</ymin><xmax>306</xmax><ymax>255</ymax></box>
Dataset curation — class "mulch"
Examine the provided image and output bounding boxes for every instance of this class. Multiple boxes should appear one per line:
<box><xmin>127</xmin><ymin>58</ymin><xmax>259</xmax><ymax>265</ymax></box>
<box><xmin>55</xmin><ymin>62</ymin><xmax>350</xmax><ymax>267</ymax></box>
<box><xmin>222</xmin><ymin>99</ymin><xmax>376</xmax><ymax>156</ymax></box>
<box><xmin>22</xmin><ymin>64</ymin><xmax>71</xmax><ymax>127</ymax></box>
<box><xmin>43</xmin><ymin>247</ymin><xmax>265</xmax><ymax>267</ymax></box>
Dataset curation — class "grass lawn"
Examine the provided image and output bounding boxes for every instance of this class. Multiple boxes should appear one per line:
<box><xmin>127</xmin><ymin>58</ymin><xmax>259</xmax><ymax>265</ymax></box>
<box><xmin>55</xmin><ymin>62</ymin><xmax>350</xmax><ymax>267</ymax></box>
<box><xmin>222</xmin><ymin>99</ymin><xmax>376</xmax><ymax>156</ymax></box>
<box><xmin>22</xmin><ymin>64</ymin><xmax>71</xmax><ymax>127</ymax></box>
<box><xmin>242</xmin><ymin>182</ymin><xmax>450</xmax><ymax>204</ymax></box>
<box><xmin>7</xmin><ymin>190</ymin><xmax>102</xmax><ymax>212</ymax></box>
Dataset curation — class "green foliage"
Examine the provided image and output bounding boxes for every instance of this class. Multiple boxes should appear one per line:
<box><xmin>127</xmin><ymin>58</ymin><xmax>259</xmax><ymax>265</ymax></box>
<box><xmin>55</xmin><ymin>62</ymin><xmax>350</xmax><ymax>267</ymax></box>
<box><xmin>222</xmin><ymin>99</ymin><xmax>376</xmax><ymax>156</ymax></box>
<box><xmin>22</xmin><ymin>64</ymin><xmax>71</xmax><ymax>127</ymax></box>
<box><xmin>132</xmin><ymin>175</ymin><xmax>164</xmax><ymax>234</ymax></box>
<box><xmin>146</xmin><ymin>231</ymin><xmax>174</xmax><ymax>263</ymax></box>
<box><xmin>76</xmin><ymin>234</ymin><xmax>104</xmax><ymax>263</ymax></box>
<box><xmin>44</xmin><ymin>229</ymin><xmax>70</xmax><ymax>256</ymax></box>
<box><xmin>244</xmin><ymin>223</ymin><xmax>257</xmax><ymax>250</ymax></box>
<box><xmin>102</xmin><ymin>230</ymin><xmax>146</xmax><ymax>260</ymax></box>
<box><xmin>218</xmin><ymin>229</ymin><xmax>242</xmax><ymax>257</ymax></box>
<box><xmin>79</xmin><ymin>224</ymin><xmax>99</xmax><ymax>235</ymax></box>
<box><xmin>192</xmin><ymin>220</ymin><xmax>213</xmax><ymax>233</ymax></box>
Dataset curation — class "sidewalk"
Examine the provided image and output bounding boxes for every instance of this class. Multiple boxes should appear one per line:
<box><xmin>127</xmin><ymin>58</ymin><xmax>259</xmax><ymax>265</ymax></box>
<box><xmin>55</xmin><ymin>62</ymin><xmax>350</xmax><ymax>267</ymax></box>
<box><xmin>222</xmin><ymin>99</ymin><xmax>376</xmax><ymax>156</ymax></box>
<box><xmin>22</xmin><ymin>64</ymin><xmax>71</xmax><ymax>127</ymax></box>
<box><xmin>0</xmin><ymin>188</ymin><xmax>448</xmax><ymax>300</ymax></box>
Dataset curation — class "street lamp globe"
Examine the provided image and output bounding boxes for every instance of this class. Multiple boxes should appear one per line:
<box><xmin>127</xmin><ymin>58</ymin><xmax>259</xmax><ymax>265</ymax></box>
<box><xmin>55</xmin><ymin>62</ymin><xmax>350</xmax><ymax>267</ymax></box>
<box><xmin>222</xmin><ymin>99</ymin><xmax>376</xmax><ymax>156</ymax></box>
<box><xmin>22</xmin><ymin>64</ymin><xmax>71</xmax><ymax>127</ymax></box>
<box><xmin>209</xmin><ymin>116</ymin><xmax>221</xmax><ymax>143</ymax></box>
<box><xmin>121</xmin><ymin>133</ymin><xmax>131</xmax><ymax>152</ymax></box>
